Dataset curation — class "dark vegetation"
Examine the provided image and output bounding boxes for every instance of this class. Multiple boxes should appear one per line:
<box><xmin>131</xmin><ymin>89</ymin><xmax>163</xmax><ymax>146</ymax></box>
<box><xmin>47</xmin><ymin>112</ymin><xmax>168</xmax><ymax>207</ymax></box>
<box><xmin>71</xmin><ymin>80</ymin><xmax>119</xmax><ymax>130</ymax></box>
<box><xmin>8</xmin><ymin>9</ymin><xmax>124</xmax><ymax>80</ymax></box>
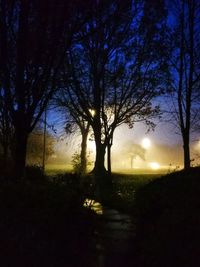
<box><xmin>0</xmin><ymin>166</ymin><xmax>200</xmax><ymax>266</ymax></box>
<box><xmin>94</xmin><ymin>173</ymin><xmax>160</xmax><ymax>213</ymax></box>
<box><xmin>0</xmin><ymin>170</ymin><xmax>96</xmax><ymax>267</ymax></box>
<box><xmin>134</xmin><ymin>167</ymin><xmax>200</xmax><ymax>267</ymax></box>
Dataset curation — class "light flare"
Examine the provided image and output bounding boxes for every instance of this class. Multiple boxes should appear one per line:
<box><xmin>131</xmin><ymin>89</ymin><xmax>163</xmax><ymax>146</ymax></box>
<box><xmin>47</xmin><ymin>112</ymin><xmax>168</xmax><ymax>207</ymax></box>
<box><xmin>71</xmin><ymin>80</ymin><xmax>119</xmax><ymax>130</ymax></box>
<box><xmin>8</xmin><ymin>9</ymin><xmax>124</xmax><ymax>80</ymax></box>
<box><xmin>149</xmin><ymin>162</ymin><xmax>160</xmax><ymax>170</ymax></box>
<box><xmin>142</xmin><ymin>138</ymin><xmax>151</xmax><ymax>149</ymax></box>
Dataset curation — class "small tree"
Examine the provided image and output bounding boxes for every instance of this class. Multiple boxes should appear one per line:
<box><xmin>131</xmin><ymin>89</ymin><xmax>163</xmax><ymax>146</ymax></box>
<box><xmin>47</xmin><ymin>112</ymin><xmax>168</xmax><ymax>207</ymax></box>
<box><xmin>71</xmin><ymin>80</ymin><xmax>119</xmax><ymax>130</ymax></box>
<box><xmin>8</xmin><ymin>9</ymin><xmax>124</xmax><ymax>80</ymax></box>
<box><xmin>55</xmin><ymin>95</ymin><xmax>91</xmax><ymax>176</ymax></box>
<box><xmin>26</xmin><ymin>126</ymin><xmax>55</xmax><ymax>166</ymax></box>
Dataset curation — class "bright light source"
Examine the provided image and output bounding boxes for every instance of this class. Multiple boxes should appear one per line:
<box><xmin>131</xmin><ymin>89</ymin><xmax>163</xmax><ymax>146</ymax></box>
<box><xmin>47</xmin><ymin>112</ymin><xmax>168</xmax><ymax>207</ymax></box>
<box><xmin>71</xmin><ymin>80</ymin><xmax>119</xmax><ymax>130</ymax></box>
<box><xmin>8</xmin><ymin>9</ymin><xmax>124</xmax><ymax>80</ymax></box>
<box><xmin>149</xmin><ymin>162</ymin><xmax>160</xmax><ymax>170</ymax></box>
<box><xmin>142</xmin><ymin>138</ymin><xmax>151</xmax><ymax>149</ymax></box>
<box><xmin>89</xmin><ymin>109</ymin><xmax>95</xmax><ymax>117</ymax></box>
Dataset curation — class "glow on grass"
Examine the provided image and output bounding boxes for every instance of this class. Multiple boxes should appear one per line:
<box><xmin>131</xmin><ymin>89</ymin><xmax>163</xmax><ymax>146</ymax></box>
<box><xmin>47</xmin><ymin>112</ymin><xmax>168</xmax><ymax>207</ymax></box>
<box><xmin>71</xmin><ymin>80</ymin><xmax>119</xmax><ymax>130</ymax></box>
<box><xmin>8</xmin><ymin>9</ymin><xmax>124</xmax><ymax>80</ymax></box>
<box><xmin>142</xmin><ymin>138</ymin><xmax>151</xmax><ymax>149</ymax></box>
<box><xmin>149</xmin><ymin>162</ymin><xmax>160</xmax><ymax>170</ymax></box>
<box><xmin>83</xmin><ymin>198</ymin><xmax>103</xmax><ymax>215</ymax></box>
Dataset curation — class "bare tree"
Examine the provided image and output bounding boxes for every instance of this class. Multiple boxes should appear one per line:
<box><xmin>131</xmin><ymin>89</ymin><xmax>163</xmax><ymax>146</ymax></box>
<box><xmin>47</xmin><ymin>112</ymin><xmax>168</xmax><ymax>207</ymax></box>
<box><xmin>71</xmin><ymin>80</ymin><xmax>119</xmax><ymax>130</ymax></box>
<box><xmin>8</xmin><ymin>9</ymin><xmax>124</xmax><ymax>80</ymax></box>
<box><xmin>56</xmin><ymin>97</ymin><xmax>91</xmax><ymax>176</ymax></box>
<box><xmin>166</xmin><ymin>0</ymin><xmax>200</xmax><ymax>170</ymax></box>
<box><xmin>0</xmin><ymin>88</ymin><xmax>13</xmax><ymax>170</ymax></box>
<box><xmin>63</xmin><ymin>0</ymin><xmax>168</xmax><ymax>184</ymax></box>
<box><xmin>0</xmin><ymin>0</ymin><xmax>87</xmax><ymax>178</ymax></box>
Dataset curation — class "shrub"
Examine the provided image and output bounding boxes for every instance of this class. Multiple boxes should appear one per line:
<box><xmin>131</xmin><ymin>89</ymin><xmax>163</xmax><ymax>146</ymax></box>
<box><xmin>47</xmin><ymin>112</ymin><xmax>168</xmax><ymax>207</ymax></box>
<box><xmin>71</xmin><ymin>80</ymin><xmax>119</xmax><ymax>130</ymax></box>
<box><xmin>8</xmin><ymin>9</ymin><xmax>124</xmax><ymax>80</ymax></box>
<box><xmin>134</xmin><ymin>167</ymin><xmax>200</xmax><ymax>267</ymax></box>
<box><xmin>25</xmin><ymin>165</ymin><xmax>45</xmax><ymax>181</ymax></box>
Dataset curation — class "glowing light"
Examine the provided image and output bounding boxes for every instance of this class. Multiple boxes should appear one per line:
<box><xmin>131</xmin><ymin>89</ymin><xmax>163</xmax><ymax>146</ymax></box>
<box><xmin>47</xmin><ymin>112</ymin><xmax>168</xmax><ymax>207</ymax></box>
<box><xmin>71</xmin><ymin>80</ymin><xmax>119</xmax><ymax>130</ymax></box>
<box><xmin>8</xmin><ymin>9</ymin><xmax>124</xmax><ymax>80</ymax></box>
<box><xmin>89</xmin><ymin>109</ymin><xmax>95</xmax><ymax>117</ymax></box>
<box><xmin>149</xmin><ymin>162</ymin><xmax>160</xmax><ymax>170</ymax></box>
<box><xmin>142</xmin><ymin>138</ymin><xmax>151</xmax><ymax>149</ymax></box>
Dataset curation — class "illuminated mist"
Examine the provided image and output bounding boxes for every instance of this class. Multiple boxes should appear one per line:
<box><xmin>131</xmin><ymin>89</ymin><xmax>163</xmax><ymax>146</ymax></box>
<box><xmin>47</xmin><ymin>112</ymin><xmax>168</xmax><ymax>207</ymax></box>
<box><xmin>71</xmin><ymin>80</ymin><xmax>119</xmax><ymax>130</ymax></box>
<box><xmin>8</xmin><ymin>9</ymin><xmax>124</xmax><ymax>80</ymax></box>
<box><xmin>46</xmin><ymin>119</ymin><xmax>200</xmax><ymax>174</ymax></box>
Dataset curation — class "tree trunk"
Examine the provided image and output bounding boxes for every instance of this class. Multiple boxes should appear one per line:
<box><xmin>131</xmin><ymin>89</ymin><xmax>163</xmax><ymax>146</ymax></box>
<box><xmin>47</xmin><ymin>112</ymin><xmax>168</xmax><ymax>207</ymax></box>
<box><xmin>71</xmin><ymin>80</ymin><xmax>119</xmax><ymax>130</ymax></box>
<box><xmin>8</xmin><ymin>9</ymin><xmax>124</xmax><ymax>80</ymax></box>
<box><xmin>13</xmin><ymin>129</ymin><xmax>28</xmax><ymax>179</ymax></box>
<box><xmin>92</xmin><ymin>120</ymin><xmax>112</xmax><ymax>198</ymax></box>
<box><xmin>183</xmin><ymin>135</ymin><xmax>190</xmax><ymax>170</ymax></box>
<box><xmin>80</xmin><ymin>126</ymin><xmax>89</xmax><ymax>175</ymax></box>
<box><xmin>94</xmin><ymin>142</ymin><xmax>107</xmax><ymax>175</ymax></box>
<box><xmin>42</xmin><ymin>108</ymin><xmax>47</xmax><ymax>173</ymax></box>
<box><xmin>107</xmin><ymin>144</ymin><xmax>112</xmax><ymax>176</ymax></box>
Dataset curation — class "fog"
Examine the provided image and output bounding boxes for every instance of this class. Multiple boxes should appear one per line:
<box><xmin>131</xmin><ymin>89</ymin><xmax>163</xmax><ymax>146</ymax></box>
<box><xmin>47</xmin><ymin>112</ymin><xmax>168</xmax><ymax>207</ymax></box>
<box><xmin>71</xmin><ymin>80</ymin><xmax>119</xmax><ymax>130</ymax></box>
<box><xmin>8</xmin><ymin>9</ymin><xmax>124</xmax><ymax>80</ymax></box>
<box><xmin>47</xmin><ymin>122</ymin><xmax>200</xmax><ymax>173</ymax></box>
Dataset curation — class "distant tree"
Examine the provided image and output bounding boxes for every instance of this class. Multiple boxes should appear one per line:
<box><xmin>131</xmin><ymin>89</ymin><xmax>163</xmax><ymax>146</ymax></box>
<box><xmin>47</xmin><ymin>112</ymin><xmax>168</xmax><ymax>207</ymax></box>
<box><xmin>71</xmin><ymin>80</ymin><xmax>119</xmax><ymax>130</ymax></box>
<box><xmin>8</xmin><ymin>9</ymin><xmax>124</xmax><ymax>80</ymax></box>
<box><xmin>69</xmin><ymin>118</ymin><xmax>90</xmax><ymax>176</ymax></box>
<box><xmin>129</xmin><ymin>144</ymin><xmax>146</xmax><ymax>168</ymax></box>
<box><xmin>63</xmin><ymin>0</ymin><xmax>168</xmax><ymax>184</ymax></box>
<box><xmin>166</xmin><ymin>0</ymin><xmax>200</xmax><ymax>170</ymax></box>
<box><xmin>66</xmin><ymin>115</ymin><xmax>90</xmax><ymax>176</ymax></box>
<box><xmin>0</xmin><ymin>0</ymin><xmax>87</xmax><ymax>178</ymax></box>
<box><xmin>55</xmin><ymin>94</ymin><xmax>91</xmax><ymax>176</ymax></box>
<box><xmin>26</xmin><ymin>126</ymin><xmax>55</xmax><ymax>166</ymax></box>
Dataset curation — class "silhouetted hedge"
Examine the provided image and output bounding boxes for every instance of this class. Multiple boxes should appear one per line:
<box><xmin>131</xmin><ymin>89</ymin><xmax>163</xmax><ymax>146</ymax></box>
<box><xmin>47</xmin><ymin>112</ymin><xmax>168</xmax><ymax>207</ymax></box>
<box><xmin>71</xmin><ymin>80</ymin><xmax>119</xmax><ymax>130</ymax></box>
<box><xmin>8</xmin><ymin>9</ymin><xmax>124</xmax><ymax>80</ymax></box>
<box><xmin>0</xmin><ymin>178</ymin><xmax>96</xmax><ymax>266</ymax></box>
<box><xmin>134</xmin><ymin>167</ymin><xmax>200</xmax><ymax>267</ymax></box>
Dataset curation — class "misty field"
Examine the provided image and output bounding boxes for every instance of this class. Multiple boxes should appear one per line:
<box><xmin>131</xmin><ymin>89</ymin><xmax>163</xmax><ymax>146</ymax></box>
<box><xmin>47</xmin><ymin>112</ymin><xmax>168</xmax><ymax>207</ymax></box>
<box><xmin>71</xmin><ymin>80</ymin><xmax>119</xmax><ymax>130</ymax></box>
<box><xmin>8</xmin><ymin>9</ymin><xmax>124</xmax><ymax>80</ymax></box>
<box><xmin>45</xmin><ymin>163</ymin><xmax>169</xmax><ymax>175</ymax></box>
<box><xmin>45</xmin><ymin>164</ymin><xmax>73</xmax><ymax>175</ymax></box>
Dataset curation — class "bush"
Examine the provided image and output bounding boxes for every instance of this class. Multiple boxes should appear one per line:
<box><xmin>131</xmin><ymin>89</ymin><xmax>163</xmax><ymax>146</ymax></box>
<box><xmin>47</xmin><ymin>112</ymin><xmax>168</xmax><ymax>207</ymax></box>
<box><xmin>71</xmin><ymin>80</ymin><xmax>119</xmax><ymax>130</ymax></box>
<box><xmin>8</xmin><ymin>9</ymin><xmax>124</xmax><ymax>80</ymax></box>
<box><xmin>0</xmin><ymin>178</ymin><xmax>96</xmax><ymax>266</ymax></box>
<box><xmin>25</xmin><ymin>165</ymin><xmax>45</xmax><ymax>181</ymax></box>
<box><xmin>134</xmin><ymin>167</ymin><xmax>200</xmax><ymax>267</ymax></box>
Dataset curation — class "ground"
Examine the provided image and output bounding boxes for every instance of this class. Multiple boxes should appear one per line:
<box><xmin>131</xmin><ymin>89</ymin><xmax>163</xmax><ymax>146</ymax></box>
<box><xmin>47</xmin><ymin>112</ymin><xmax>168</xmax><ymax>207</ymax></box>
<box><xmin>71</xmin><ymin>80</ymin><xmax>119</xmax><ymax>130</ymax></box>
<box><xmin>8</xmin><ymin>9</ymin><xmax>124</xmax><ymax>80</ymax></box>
<box><xmin>0</xmin><ymin>167</ymin><xmax>200</xmax><ymax>266</ymax></box>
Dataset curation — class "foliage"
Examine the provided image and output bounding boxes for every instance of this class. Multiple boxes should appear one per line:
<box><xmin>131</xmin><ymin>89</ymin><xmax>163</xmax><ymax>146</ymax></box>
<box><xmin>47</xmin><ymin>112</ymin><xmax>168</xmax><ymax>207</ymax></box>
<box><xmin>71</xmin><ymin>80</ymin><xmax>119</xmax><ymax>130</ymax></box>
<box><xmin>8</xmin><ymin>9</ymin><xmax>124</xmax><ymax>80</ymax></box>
<box><xmin>71</xmin><ymin>150</ymin><xmax>92</xmax><ymax>175</ymax></box>
<box><xmin>0</xmin><ymin>178</ymin><xmax>96</xmax><ymax>266</ymax></box>
<box><xmin>90</xmin><ymin>173</ymin><xmax>160</xmax><ymax>213</ymax></box>
<box><xmin>26</xmin><ymin>127</ymin><xmax>55</xmax><ymax>165</ymax></box>
<box><xmin>25</xmin><ymin>165</ymin><xmax>45</xmax><ymax>181</ymax></box>
<box><xmin>71</xmin><ymin>151</ymin><xmax>82</xmax><ymax>174</ymax></box>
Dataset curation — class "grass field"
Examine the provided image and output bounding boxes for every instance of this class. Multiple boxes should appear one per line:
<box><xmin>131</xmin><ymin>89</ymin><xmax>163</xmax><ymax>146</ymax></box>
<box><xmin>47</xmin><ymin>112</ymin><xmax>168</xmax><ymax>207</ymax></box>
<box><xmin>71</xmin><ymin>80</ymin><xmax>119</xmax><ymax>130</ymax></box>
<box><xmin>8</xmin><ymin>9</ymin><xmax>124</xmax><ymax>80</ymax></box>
<box><xmin>100</xmin><ymin>173</ymin><xmax>162</xmax><ymax>213</ymax></box>
<box><xmin>45</xmin><ymin>163</ymin><xmax>171</xmax><ymax>175</ymax></box>
<box><xmin>45</xmin><ymin>164</ymin><xmax>72</xmax><ymax>175</ymax></box>
<box><xmin>45</xmin><ymin>164</ymin><xmax>164</xmax><ymax>213</ymax></box>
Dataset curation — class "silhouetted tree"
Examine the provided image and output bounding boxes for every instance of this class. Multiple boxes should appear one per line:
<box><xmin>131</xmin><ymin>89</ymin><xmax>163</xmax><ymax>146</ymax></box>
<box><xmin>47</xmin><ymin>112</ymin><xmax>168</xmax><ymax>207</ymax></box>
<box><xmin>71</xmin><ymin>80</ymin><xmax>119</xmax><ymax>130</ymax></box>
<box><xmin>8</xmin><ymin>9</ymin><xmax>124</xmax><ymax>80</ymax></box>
<box><xmin>166</xmin><ymin>0</ymin><xmax>200</xmax><ymax>170</ymax></box>
<box><xmin>63</xmin><ymin>0</ymin><xmax>168</xmax><ymax>184</ymax></box>
<box><xmin>0</xmin><ymin>88</ymin><xmax>13</xmax><ymax>170</ymax></box>
<box><xmin>0</xmin><ymin>0</ymin><xmax>87</xmax><ymax>178</ymax></box>
<box><xmin>54</xmin><ymin>87</ymin><xmax>91</xmax><ymax>175</ymax></box>
<box><xmin>64</xmin><ymin>107</ymin><xmax>90</xmax><ymax>175</ymax></box>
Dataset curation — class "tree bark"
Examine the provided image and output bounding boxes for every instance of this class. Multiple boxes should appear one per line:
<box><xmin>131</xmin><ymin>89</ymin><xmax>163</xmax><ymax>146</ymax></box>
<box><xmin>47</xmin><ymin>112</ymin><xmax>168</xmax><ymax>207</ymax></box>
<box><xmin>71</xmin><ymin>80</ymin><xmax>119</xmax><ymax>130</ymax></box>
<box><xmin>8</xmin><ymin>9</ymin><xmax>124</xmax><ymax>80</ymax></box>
<box><xmin>80</xmin><ymin>124</ymin><xmax>90</xmax><ymax>175</ymax></box>
<box><xmin>107</xmin><ymin>144</ymin><xmax>112</xmax><ymax>176</ymax></box>
<box><xmin>183</xmin><ymin>134</ymin><xmax>190</xmax><ymax>170</ymax></box>
<box><xmin>177</xmin><ymin>1</ymin><xmax>191</xmax><ymax>171</ymax></box>
<box><xmin>107</xmin><ymin>133</ymin><xmax>113</xmax><ymax>176</ymax></box>
<box><xmin>94</xmin><ymin>142</ymin><xmax>107</xmax><ymax>175</ymax></box>
<box><xmin>13</xmin><ymin>128</ymin><xmax>28</xmax><ymax>180</ymax></box>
